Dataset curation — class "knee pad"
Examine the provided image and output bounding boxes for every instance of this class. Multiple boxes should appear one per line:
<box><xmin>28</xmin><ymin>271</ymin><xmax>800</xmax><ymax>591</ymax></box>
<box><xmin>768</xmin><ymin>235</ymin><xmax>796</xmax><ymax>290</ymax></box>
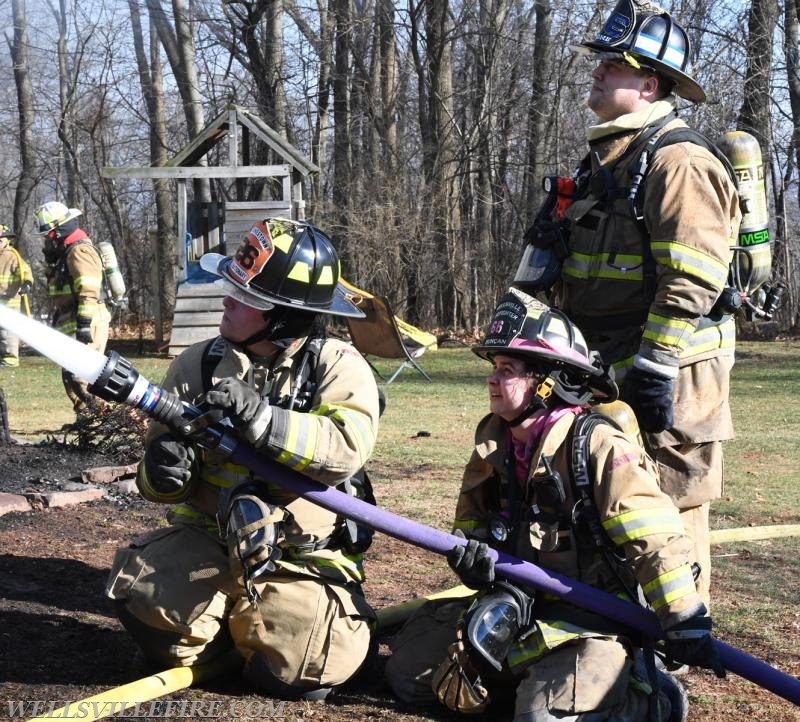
<box><xmin>243</xmin><ymin>653</ymin><xmax>331</xmax><ymax>701</ymax></box>
<box><xmin>115</xmin><ymin>600</ymin><xmax>232</xmax><ymax>668</ymax></box>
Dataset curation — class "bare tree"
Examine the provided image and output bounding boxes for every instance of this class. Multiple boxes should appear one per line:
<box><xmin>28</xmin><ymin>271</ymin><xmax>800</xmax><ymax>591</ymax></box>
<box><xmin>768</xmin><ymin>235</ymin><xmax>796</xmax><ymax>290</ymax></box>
<box><xmin>8</xmin><ymin>0</ymin><xmax>36</xmax><ymax>261</ymax></box>
<box><xmin>145</xmin><ymin>0</ymin><xmax>210</xmax><ymax>203</ymax></box>
<box><xmin>128</xmin><ymin>0</ymin><xmax>177</xmax><ymax>343</ymax></box>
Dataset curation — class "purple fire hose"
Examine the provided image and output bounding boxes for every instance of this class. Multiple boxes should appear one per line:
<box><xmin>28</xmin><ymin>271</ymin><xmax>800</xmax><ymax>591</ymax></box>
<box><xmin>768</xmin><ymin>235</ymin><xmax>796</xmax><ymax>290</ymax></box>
<box><xmin>233</xmin><ymin>442</ymin><xmax>800</xmax><ymax>707</ymax></box>
<box><xmin>0</xmin><ymin>302</ymin><xmax>793</xmax><ymax>705</ymax></box>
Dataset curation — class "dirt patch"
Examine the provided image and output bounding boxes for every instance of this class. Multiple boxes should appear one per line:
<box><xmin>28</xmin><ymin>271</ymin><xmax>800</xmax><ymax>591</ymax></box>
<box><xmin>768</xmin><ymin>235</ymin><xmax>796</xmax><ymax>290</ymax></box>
<box><xmin>0</xmin><ymin>441</ymin><xmax>798</xmax><ymax>722</ymax></box>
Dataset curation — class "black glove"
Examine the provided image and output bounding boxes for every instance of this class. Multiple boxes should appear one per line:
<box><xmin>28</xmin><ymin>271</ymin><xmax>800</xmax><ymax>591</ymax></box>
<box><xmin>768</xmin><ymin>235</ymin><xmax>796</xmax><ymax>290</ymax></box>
<box><xmin>75</xmin><ymin>322</ymin><xmax>93</xmax><ymax>345</ymax></box>
<box><xmin>204</xmin><ymin>378</ymin><xmax>273</xmax><ymax>445</ymax></box>
<box><xmin>622</xmin><ymin>365</ymin><xmax>674</xmax><ymax>433</ymax></box>
<box><xmin>18</xmin><ymin>280</ymin><xmax>32</xmax><ymax>296</ymax></box>
<box><xmin>447</xmin><ymin>529</ymin><xmax>495</xmax><ymax>589</ymax></box>
<box><xmin>143</xmin><ymin>433</ymin><xmax>196</xmax><ymax>495</ymax></box>
<box><xmin>664</xmin><ymin>614</ymin><xmax>726</xmax><ymax>678</ymax></box>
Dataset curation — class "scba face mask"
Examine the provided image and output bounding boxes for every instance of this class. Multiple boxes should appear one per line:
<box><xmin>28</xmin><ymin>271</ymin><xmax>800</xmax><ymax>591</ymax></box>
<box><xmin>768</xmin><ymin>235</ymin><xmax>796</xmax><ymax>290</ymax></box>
<box><xmin>220</xmin><ymin>481</ymin><xmax>289</xmax><ymax>601</ymax></box>
<box><xmin>464</xmin><ymin>581</ymin><xmax>534</xmax><ymax>671</ymax></box>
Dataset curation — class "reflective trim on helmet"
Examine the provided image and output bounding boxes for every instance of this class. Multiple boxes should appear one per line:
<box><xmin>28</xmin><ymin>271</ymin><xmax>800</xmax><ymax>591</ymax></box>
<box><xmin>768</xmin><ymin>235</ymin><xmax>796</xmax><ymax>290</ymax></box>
<box><xmin>632</xmin><ymin>31</ymin><xmax>685</xmax><ymax>71</ymax></box>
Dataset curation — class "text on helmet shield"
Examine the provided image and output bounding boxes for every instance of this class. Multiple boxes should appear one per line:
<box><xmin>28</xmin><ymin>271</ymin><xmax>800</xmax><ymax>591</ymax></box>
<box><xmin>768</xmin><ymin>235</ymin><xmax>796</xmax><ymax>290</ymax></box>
<box><xmin>599</xmin><ymin>12</ymin><xmax>633</xmax><ymax>43</ymax></box>
<box><xmin>229</xmin><ymin>221</ymin><xmax>276</xmax><ymax>284</ymax></box>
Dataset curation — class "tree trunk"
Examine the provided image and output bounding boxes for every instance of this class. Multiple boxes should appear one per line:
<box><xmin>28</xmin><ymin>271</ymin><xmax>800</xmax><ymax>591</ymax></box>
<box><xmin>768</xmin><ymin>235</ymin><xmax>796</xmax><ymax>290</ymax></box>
<box><xmin>738</xmin><ymin>0</ymin><xmax>779</xmax><ymax>150</ymax></box>
<box><xmin>146</xmin><ymin>0</ymin><xmax>210</xmax><ymax>203</ymax></box>
<box><xmin>128</xmin><ymin>0</ymin><xmax>177</xmax><ymax>344</ymax></box>
<box><xmin>523</xmin><ymin>0</ymin><xmax>553</xmax><ymax>221</ymax></box>
<box><xmin>332</xmin><ymin>0</ymin><xmax>352</xmax><ymax>217</ymax></box>
<box><xmin>9</xmin><ymin>0</ymin><xmax>36</xmax><ymax>262</ymax></box>
<box><xmin>52</xmin><ymin>0</ymin><xmax>82</xmax><ymax>205</ymax></box>
<box><xmin>781</xmin><ymin>0</ymin><xmax>800</xmax><ymax>326</ymax></box>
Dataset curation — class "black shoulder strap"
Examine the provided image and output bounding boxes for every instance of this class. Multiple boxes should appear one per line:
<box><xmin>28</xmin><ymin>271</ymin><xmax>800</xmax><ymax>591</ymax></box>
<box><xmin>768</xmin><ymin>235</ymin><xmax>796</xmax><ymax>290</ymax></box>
<box><xmin>200</xmin><ymin>336</ymin><xmax>228</xmax><ymax>393</ymax></box>
<box><xmin>630</xmin><ymin>126</ymin><xmax>737</xmax><ymax>223</ymax></box>
<box><xmin>569</xmin><ymin>411</ymin><xmax>620</xmax><ymax>550</ymax></box>
<box><xmin>284</xmin><ymin>334</ymin><xmax>325</xmax><ymax>411</ymax></box>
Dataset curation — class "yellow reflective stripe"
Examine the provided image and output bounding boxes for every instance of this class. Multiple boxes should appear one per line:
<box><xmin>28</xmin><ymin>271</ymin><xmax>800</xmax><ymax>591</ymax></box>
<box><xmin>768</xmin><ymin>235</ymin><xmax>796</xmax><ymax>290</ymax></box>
<box><xmin>76</xmin><ymin>302</ymin><xmax>99</xmax><ymax>317</ymax></box>
<box><xmin>507</xmin><ymin>619</ymin><xmax>586</xmax><ymax>667</ymax></box>
<box><xmin>650</xmin><ymin>241</ymin><xmax>729</xmax><ymax>289</ymax></box>
<box><xmin>317</xmin><ymin>265</ymin><xmax>335</xmax><ymax>286</ymax></box>
<box><xmin>563</xmin><ymin>251</ymin><xmax>645</xmax><ymax>281</ymax></box>
<box><xmin>168</xmin><ymin>504</ymin><xmax>219</xmax><ymax>533</ymax></box>
<box><xmin>453</xmin><ymin>519</ymin><xmax>484</xmax><ymax>533</ymax></box>
<box><xmin>602</xmin><ymin>506</ymin><xmax>685</xmax><ymax>544</ymax></box>
<box><xmin>277</xmin><ymin>554</ymin><xmax>365</xmax><ymax>583</ymax></box>
<box><xmin>271</xmin><ymin>232</ymin><xmax>294</xmax><ymax>252</ymax></box>
<box><xmin>643</xmin><ymin>312</ymin><xmax>694</xmax><ymax>348</ymax></box>
<box><xmin>73</xmin><ymin>274</ymin><xmax>102</xmax><ymax>291</ymax></box>
<box><xmin>680</xmin><ymin>317</ymin><xmax>735</xmax><ymax>358</ymax></box>
<box><xmin>58</xmin><ymin>320</ymin><xmax>77</xmax><ymax>334</ymax></box>
<box><xmin>200</xmin><ymin>464</ymin><xmax>242</xmax><ymax>489</ymax></box>
<box><xmin>314</xmin><ymin>554</ymin><xmax>365</xmax><ymax>579</ymax></box>
<box><xmin>287</xmin><ymin>261</ymin><xmax>310</xmax><ymax>283</ymax></box>
<box><xmin>275</xmin><ymin>412</ymin><xmax>319</xmax><ymax>471</ymax></box>
<box><xmin>642</xmin><ymin>564</ymin><xmax>697</xmax><ymax>611</ymax></box>
<box><xmin>320</xmin><ymin>404</ymin><xmax>376</xmax><ymax>465</ymax></box>
<box><xmin>48</xmin><ymin>285</ymin><xmax>73</xmax><ymax>297</ymax></box>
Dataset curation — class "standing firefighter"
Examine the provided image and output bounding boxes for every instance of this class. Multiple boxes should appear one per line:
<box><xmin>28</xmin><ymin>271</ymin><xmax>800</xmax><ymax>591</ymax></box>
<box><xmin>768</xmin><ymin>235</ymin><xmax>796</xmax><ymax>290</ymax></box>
<box><xmin>35</xmin><ymin>201</ymin><xmax>111</xmax><ymax>412</ymax></box>
<box><xmin>106</xmin><ymin>218</ymin><xmax>381</xmax><ymax>701</ymax></box>
<box><xmin>385</xmin><ymin>288</ymin><xmax>724</xmax><ymax>722</ymax></box>
<box><xmin>513</xmin><ymin>0</ymin><xmax>742</xmax><ymax>608</ymax></box>
<box><xmin>0</xmin><ymin>225</ymin><xmax>33</xmax><ymax>367</ymax></box>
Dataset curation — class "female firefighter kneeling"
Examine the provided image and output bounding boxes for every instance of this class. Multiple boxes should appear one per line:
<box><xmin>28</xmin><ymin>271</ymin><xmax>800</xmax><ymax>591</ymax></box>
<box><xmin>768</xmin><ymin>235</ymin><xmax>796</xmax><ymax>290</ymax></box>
<box><xmin>106</xmin><ymin>218</ymin><xmax>380</xmax><ymax>701</ymax></box>
<box><xmin>385</xmin><ymin>288</ymin><xmax>725</xmax><ymax>722</ymax></box>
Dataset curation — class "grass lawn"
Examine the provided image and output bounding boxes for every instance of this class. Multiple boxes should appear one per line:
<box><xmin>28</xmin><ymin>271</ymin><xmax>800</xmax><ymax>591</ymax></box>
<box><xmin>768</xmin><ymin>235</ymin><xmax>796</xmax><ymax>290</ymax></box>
<box><xmin>0</xmin><ymin>335</ymin><xmax>798</xmax><ymax>718</ymax></box>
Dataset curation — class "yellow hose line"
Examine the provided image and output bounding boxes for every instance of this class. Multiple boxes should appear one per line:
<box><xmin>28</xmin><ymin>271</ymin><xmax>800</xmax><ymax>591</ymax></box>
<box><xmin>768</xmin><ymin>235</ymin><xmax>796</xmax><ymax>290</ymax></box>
<box><xmin>26</xmin><ymin>525</ymin><xmax>800</xmax><ymax>721</ymax></box>
<box><xmin>375</xmin><ymin>584</ymin><xmax>476</xmax><ymax>630</ymax></box>
<box><xmin>710</xmin><ymin>524</ymin><xmax>800</xmax><ymax>545</ymax></box>
<box><xmin>27</xmin><ymin>651</ymin><xmax>241</xmax><ymax>722</ymax></box>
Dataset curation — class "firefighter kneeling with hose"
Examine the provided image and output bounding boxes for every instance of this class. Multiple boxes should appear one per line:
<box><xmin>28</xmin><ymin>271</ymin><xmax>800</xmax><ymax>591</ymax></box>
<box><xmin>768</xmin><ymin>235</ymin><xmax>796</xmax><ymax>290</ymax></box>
<box><xmin>106</xmin><ymin>218</ymin><xmax>381</xmax><ymax>701</ymax></box>
<box><xmin>385</xmin><ymin>288</ymin><xmax>724</xmax><ymax>721</ymax></box>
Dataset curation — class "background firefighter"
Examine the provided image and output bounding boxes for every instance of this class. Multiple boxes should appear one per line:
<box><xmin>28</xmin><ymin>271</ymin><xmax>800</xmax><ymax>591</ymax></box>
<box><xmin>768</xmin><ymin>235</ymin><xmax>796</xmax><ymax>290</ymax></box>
<box><xmin>35</xmin><ymin>201</ymin><xmax>112</xmax><ymax>412</ymax></box>
<box><xmin>0</xmin><ymin>224</ymin><xmax>33</xmax><ymax>367</ymax></box>
<box><xmin>385</xmin><ymin>288</ymin><xmax>724</xmax><ymax>722</ymax></box>
<box><xmin>513</xmin><ymin>0</ymin><xmax>741</xmax><ymax>609</ymax></box>
<box><xmin>105</xmin><ymin>218</ymin><xmax>381</xmax><ymax>701</ymax></box>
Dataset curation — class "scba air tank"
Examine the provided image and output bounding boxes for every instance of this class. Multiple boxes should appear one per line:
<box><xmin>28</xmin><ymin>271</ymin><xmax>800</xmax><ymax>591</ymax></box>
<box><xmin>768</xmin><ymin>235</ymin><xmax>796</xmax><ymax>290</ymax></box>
<box><xmin>97</xmin><ymin>241</ymin><xmax>127</xmax><ymax>302</ymax></box>
<box><xmin>715</xmin><ymin>130</ymin><xmax>771</xmax><ymax>292</ymax></box>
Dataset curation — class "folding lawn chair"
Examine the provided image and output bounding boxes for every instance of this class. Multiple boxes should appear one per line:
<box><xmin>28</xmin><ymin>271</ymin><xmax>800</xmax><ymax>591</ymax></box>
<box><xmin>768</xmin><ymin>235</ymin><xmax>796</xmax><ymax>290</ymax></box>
<box><xmin>342</xmin><ymin>289</ymin><xmax>437</xmax><ymax>384</ymax></box>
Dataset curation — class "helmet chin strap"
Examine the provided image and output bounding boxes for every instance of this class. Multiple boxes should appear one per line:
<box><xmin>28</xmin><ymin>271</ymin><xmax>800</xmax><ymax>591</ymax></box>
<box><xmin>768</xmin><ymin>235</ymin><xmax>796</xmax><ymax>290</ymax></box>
<box><xmin>504</xmin><ymin>374</ymin><xmax>557</xmax><ymax>428</ymax></box>
<box><xmin>226</xmin><ymin>306</ymin><xmax>318</xmax><ymax>352</ymax></box>
<box><xmin>504</xmin><ymin>369</ymin><xmax>599</xmax><ymax>428</ymax></box>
